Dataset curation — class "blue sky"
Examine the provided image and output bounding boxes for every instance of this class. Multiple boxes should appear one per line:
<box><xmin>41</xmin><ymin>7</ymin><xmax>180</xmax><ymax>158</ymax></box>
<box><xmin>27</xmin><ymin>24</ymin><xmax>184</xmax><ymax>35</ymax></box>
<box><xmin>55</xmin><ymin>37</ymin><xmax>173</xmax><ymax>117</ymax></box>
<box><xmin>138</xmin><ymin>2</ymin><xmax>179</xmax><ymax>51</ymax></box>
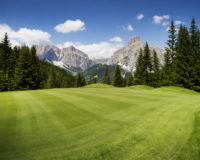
<box><xmin>0</xmin><ymin>0</ymin><xmax>200</xmax><ymax>58</ymax></box>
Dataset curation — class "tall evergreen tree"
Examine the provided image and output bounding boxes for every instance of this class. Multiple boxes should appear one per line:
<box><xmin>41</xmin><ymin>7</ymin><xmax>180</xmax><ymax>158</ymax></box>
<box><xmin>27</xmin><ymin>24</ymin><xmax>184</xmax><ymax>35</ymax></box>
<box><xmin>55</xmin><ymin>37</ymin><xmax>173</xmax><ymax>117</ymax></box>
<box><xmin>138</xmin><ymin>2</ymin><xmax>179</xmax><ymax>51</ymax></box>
<box><xmin>167</xmin><ymin>20</ymin><xmax>176</xmax><ymax>59</ymax></box>
<box><xmin>80</xmin><ymin>73</ymin><xmax>86</xmax><ymax>86</ymax></box>
<box><xmin>152</xmin><ymin>50</ymin><xmax>160</xmax><ymax>87</ymax></box>
<box><xmin>28</xmin><ymin>46</ymin><xmax>43</xmax><ymax>89</ymax></box>
<box><xmin>190</xmin><ymin>18</ymin><xmax>200</xmax><ymax>86</ymax></box>
<box><xmin>76</xmin><ymin>73</ymin><xmax>86</xmax><ymax>87</ymax></box>
<box><xmin>176</xmin><ymin>25</ymin><xmax>193</xmax><ymax>88</ymax></box>
<box><xmin>161</xmin><ymin>48</ymin><xmax>173</xmax><ymax>85</ymax></box>
<box><xmin>127</xmin><ymin>73</ymin><xmax>133</xmax><ymax>86</ymax></box>
<box><xmin>134</xmin><ymin>49</ymin><xmax>145</xmax><ymax>84</ymax></box>
<box><xmin>0</xmin><ymin>33</ymin><xmax>13</xmax><ymax>91</ymax></box>
<box><xmin>143</xmin><ymin>43</ymin><xmax>153</xmax><ymax>85</ymax></box>
<box><xmin>113</xmin><ymin>64</ymin><xmax>123</xmax><ymax>87</ymax></box>
<box><xmin>15</xmin><ymin>46</ymin><xmax>30</xmax><ymax>89</ymax></box>
<box><xmin>103</xmin><ymin>65</ymin><xmax>110</xmax><ymax>84</ymax></box>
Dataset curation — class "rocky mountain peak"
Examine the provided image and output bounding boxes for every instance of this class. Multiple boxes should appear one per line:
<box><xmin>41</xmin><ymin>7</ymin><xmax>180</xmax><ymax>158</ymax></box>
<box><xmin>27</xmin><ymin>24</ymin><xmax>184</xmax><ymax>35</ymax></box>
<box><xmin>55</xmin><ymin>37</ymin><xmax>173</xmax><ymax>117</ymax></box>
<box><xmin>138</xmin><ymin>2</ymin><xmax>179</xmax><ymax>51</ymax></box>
<box><xmin>128</xmin><ymin>36</ymin><xmax>142</xmax><ymax>47</ymax></box>
<box><xmin>36</xmin><ymin>44</ymin><xmax>92</xmax><ymax>71</ymax></box>
<box><xmin>107</xmin><ymin>36</ymin><xmax>164</xmax><ymax>72</ymax></box>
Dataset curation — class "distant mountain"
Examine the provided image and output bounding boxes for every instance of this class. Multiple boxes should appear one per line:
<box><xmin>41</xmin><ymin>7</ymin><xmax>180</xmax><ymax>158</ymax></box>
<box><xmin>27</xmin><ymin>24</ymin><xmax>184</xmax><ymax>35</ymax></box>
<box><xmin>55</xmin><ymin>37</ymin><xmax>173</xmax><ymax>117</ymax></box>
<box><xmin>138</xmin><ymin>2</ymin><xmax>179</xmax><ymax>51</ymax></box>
<box><xmin>36</xmin><ymin>45</ymin><xmax>92</xmax><ymax>72</ymax></box>
<box><xmin>107</xmin><ymin>37</ymin><xmax>164</xmax><ymax>72</ymax></box>
<box><xmin>36</xmin><ymin>37</ymin><xmax>164</xmax><ymax>74</ymax></box>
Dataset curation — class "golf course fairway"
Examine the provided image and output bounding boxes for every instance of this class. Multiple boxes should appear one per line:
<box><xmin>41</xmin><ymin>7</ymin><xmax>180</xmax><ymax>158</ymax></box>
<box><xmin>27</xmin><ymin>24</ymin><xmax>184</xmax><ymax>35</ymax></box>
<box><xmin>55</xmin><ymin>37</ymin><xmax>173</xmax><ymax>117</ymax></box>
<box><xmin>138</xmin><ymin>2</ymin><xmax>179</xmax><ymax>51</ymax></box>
<box><xmin>0</xmin><ymin>85</ymin><xmax>200</xmax><ymax>160</ymax></box>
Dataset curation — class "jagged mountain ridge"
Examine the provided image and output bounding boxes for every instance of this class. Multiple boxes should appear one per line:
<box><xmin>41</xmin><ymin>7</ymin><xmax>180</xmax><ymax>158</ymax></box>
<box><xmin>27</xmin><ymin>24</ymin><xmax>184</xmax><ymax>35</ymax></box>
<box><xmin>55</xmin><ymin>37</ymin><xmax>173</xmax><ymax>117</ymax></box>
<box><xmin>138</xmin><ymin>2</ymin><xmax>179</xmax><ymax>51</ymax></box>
<box><xmin>36</xmin><ymin>45</ymin><xmax>92</xmax><ymax>71</ymax></box>
<box><xmin>35</xmin><ymin>37</ymin><xmax>164</xmax><ymax>73</ymax></box>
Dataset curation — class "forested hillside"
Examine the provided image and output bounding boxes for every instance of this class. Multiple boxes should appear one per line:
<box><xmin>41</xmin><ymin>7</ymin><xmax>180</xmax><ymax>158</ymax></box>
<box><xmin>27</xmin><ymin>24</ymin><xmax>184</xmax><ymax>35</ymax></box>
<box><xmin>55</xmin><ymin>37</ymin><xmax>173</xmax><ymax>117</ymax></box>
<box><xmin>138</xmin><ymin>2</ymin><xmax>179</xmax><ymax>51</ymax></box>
<box><xmin>0</xmin><ymin>34</ymin><xmax>76</xmax><ymax>91</ymax></box>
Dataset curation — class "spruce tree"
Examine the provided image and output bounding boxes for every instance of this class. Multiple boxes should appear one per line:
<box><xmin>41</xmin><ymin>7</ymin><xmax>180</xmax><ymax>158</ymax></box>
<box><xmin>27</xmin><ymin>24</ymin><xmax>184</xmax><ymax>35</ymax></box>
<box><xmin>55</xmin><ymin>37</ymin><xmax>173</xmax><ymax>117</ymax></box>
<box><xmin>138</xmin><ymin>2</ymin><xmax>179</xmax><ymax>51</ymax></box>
<box><xmin>113</xmin><ymin>64</ymin><xmax>122</xmax><ymax>87</ymax></box>
<box><xmin>103</xmin><ymin>65</ymin><xmax>110</xmax><ymax>84</ymax></box>
<box><xmin>15</xmin><ymin>46</ymin><xmax>30</xmax><ymax>89</ymax></box>
<box><xmin>190</xmin><ymin>18</ymin><xmax>200</xmax><ymax>87</ymax></box>
<box><xmin>161</xmin><ymin>48</ymin><xmax>173</xmax><ymax>86</ymax></box>
<box><xmin>0</xmin><ymin>33</ymin><xmax>13</xmax><ymax>91</ymax></box>
<box><xmin>176</xmin><ymin>25</ymin><xmax>193</xmax><ymax>88</ymax></box>
<box><xmin>80</xmin><ymin>73</ymin><xmax>86</xmax><ymax>86</ymax></box>
<box><xmin>76</xmin><ymin>73</ymin><xmax>86</xmax><ymax>87</ymax></box>
<box><xmin>167</xmin><ymin>20</ymin><xmax>176</xmax><ymax>59</ymax></box>
<box><xmin>28</xmin><ymin>46</ymin><xmax>42</xmax><ymax>89</ymax></box>
<box><xmin>143</xmin><ymin>43</ymin><xmax>153</xmax><ymax>85</ymax></box>
<box><xmin>134</xmin><ymin>49</ymin><xmax>145</xmax><ymax>84</ymax></box>
<box><xmin>152</xmin><ymin>50</ymin><xmax>160</xmax><ymax>87</ymax></box>
<box><xmin>127</xmin><ymin>73</ymin><xmax>133</xmax><ymax>86</ymax></box>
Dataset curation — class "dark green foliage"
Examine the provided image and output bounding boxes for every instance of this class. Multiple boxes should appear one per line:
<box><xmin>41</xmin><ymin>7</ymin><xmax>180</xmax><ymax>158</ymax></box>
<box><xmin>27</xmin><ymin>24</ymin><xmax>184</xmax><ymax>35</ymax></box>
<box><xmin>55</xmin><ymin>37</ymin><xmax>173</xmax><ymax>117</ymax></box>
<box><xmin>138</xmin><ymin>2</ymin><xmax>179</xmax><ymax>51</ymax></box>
<box><xmin>152</xmin><ymin>50</ymin><xmax>160</xmax><ymax>87</ymax></box>
<box><xmin>161</xmin><ymin>48</ymin><xmax>173</xmax><ymax>86</ymax></box>
<box><xmin>0</xmin><ymin>33</ymin><xmax>15</xmax><ymax>91</ymax></box>
<box><xmin>134</xmin><ymin>49</ymin><xmax>145</xmax><ymax>84</ymax></box>
<box><xmin>176</xmin><ymin>26</ymin><xmax>193</xmax><ymax>88</ymax></box>
<box><xmin>40</xmin><ymin>61</ymin><xmax>75</xmax><ymax>88</ymax></box>
<box><xmin>0</xmin><ymin>34</ymin><xmax>76</xmax><ymax>91</ymax></box>
<box><xmin>127</xmin><ymin>73</ymin><xmax>133</xmax><ymax>86</ymax></box>
<box><xmin>113</xmin><ymin>64</ymin><xmax>123</xmax><ymax>87</ymax></box>
<box><xmin>103</xmin><ymin>65</ymin><xmax>110</xmax><ymax>84</ymax></box>
<box><xmin>190</xmin><ymin>18</ymin><xmax>200</xmax><ymax>86</ymax></box>
<box><xmin>143</xmin><ymin>43</ymin><xmax>153</xmax><ymax>85</ymax></box>
<box><xmin>167</xmin><ymin>20</ymin><xmax>176</xmax><ymax>59</ymax></box>
<box><xmin>84</xmin><ymin>64</ymin><xmax>128</xmax><ymax>84</ymax></box>
<box><xmin>76</xmin><ymin>73</ymin><xmax>86</xmax><ymax>87</ymax></box>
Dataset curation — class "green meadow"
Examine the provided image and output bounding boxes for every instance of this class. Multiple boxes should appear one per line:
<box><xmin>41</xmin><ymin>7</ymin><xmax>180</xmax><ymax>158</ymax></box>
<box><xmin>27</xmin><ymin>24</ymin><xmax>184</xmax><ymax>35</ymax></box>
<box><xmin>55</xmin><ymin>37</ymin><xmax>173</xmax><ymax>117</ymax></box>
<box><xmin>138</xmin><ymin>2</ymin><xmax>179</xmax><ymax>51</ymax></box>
<box><xmin>0</xmin><ymin>85</ymin><xmax>200</xmax><ymax>160</ymax></box>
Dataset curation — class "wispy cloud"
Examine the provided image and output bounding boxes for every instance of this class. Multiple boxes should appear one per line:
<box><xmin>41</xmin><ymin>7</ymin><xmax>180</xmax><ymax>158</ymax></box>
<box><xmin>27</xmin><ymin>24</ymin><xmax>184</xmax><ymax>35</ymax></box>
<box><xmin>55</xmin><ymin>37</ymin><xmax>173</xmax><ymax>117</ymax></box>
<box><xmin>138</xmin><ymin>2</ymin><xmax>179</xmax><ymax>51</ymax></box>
<box><xmin>54</xmin><ymin>19</ymin><xmax>86</xmax><ymax>33</ymax></box>
<box><xmin>127</xmin><ymin>24</ymin><xmax>134</xmax><ymax>31</ymax></box>
<box><xmin>136</xmin><ymin>14</ymin><xmax>144</xmax><ymax>20</ymax></box>
<box><xmin>153</xmin><ymin>15</ymin><xmax>170</xmax><ymax>24</ymax></box>
<box><xmin>174</xmin><ymin>20</ymin><xmax>184</xmax><ymax>26</ymax></box>
<box><xmin>110</xmin><ymin>36</ymin><xmax>123</xmax><ymax>43</ymax></box>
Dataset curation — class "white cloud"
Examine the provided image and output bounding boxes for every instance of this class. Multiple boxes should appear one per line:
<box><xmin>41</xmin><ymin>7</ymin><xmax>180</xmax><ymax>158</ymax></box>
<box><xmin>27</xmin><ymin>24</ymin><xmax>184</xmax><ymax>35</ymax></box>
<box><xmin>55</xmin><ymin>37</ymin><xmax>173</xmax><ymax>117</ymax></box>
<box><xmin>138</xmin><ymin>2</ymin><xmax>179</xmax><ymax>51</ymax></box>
<box><xmin>136</xmin><ymin>14</ymin><xmax>144</xmax><ymax>20</ymax></box>
<box><xmin>175</xmin><ymin>20</ymin><xmax>184</xmax><ymax>26</ymax></box>
<box><xmin>127</xmin><ymin>24</ymin><xmax>134</xmax><ymax>31</ymax></box>
<box><xmin>54</xmin><ymin>19</ymin><xmax>86</xmax><ymax>33</ymax></box>
<box><xmin>162</xmin><ymin>21</ymin><xmax>170</xmax><ymax>26</ymax></box>
<box><xmin>57</xmin><ymin>37</ymin><xmax>124</xmax><ymax>59</ymax></box>
<box><xmin>0</xmin><ymin>23</ymin><xmax>51</xmax><ymax>46</ymax></box>
<box><xmin>109</xmin><ymin>36</ymin><xmax>123</xmax><ymax>43</ymax></box>
<box><xmin>153</xmin><ymin>15</ymin><xmax>170</xmax><ymax>24</ymax></box>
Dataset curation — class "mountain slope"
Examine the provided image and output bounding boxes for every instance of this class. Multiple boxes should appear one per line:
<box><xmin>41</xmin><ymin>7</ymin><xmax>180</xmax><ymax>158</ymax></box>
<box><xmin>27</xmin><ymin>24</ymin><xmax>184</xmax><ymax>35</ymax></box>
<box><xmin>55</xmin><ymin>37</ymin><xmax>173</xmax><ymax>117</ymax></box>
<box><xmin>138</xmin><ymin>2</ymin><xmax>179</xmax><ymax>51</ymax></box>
<box><xmin>36</xmin><ymin>45</ymin><xmax>92</xmax><ymax>71</ymax></box>
<box><xmin>107</xmin><ymin>37</ymin><xmax>164</xmax><ymax>72</ymax></box>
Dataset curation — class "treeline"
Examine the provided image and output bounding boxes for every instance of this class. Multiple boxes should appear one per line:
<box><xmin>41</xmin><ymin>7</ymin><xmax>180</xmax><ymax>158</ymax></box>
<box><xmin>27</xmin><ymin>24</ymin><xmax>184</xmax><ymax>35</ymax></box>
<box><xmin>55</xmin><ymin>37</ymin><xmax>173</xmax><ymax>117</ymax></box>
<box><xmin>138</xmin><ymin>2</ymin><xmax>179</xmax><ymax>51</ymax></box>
<box><xmin>0</xmin><ymin>33</ymin><xmax>81</xmax><ymax>92</ymax></box>
<box><xmin>104</xmin><ymin>18</ymin><xmax>200</xmax><ymax>91</ymax></box>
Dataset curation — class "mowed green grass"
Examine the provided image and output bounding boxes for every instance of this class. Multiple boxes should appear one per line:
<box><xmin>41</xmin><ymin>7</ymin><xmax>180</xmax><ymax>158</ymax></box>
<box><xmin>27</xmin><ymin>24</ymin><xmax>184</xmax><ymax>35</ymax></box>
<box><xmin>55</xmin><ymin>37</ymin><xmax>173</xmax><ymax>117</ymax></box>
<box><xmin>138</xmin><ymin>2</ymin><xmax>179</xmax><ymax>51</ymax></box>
<box><xmin>0</xmin><ymin>85</ymin><xmax>200</xmax><ymax>160</ymax></box>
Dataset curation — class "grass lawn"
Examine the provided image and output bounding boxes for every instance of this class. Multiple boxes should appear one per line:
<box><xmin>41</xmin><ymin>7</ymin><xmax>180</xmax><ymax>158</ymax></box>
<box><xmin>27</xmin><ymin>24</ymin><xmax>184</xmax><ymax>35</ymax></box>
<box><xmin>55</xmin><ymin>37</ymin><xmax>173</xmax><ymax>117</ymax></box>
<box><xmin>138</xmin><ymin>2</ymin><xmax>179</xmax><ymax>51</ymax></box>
<box><xmin>0</xmin><ymin>85</ymin><xmax>200</xmax><ymax>160</ymax></box>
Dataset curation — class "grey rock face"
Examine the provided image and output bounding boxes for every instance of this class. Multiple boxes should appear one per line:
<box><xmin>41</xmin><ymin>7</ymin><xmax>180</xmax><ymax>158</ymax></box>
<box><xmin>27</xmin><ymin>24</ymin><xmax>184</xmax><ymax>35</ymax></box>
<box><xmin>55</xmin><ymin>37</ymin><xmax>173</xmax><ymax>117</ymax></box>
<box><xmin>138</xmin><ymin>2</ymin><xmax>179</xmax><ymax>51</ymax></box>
<box><xmin>107</xmin><ymin>37</ymin><xmax>164</xmax><ymax>72</ymax></box>
<box><xmin>36</xmin><ymin>45</ymin><xmax>92</xmax><ymax>70</ymax></box>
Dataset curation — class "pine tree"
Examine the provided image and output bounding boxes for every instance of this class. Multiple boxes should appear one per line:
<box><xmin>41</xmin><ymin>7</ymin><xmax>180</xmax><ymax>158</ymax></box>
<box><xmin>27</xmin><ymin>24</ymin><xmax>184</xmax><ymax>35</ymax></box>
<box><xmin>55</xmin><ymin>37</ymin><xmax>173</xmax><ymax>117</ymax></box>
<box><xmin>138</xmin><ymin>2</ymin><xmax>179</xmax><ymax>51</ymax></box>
<box><xmin>0</xmin><ymin>33</ymin><xmax>13</xmax><ymax>91</ymax></box>
<box><xmin>127</xmin><ymin>73</ymin><xmax>133</xmax><ymax>86</ymax></box>
<box><xmin>189</xmin><ymin>18</ymin><xmax>200</xmax><ymax>87</ymax></box>
<box><xmin>28</xmin><ymin>46</ymin><xmax>43</xmax><ymax>89</ymax></box>
<box><xmin>152</xmin><ymin>50</ymin><xmax>160</xmax><ymax>87</ymax></box>
<box><xmin>103</xmin><ymin>65</ymin><xmax>110</xmax><ymax>84</ymax></box>
<box><xmin>15</xmin><ymin>46</ymin><xmax>30</xmax><ymax>89</ymax></box>
<box><xmin>76</xmin><ymin>73</ymin><xmax>86</xmax><ymax>87</ymax></box>
<box><xmin>161</xmin><ymin>48</ymin><xmax>173</xmax><ymax>86</ymax></box>
<box><xmin>167</xmin><ymin>20</ymin><xmax>176</xmax><ymax>59</ymax></box>
<box><xmin>113</xmin><ymin>64</ymin><xmax>122</xmax><ymax>87</ymax></box>
<box><xmin>143</xmin><ymin>43</ymin><xmax>153</xmax><ymax>85</ymax></box>
<box><xmin>134</xmin><ymin>49</ymin><xmax>145</xmax><ymax>84</ymax></box>
<box><xmin>176</xmin><ymin>25</ymin><xmax>193</xmax><ymax>88</ymax></box>
<box><xmin>80</xmin><ymin>73</ymin><xmax>86</xmax><ymax>86</ymax></box>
